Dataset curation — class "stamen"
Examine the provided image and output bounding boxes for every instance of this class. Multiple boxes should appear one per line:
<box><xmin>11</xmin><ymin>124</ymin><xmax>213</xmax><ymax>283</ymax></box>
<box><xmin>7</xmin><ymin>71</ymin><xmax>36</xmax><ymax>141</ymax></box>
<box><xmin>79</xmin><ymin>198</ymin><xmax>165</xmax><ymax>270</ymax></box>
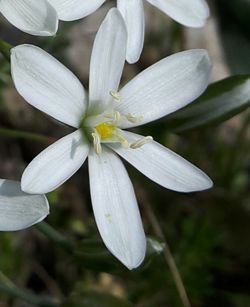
<box><xmin>130</xmin><ymin>136</ymin><xmax>153</xmax><ymax>149</ymax></box>
<box><xmin>92</xmin><ymin>130</ymin><xmax>102</xmax><ymax>154</ymax></box>
<box><xmin>103</xmin><ymin>111</ymin><xmax>121</xmax><ymax>125</ymax></box>
<box><xmin>110</xmin><ymin>90</ymin><xmax>122</xmax><ymax>102</ymax></box>
<box><xmin>113</xmin><ymin>111</ymin><xmax>121</xmax><ymax>124</ymax></box>
<box><xmin>116</xmin><ymin>134</ymin><xmax>130</xmax><ymax>149</ymax></box>
<box><xmin>126</xmin><ymin>113</ymin><xmax>143</xmax><ymax>124</ymax></box>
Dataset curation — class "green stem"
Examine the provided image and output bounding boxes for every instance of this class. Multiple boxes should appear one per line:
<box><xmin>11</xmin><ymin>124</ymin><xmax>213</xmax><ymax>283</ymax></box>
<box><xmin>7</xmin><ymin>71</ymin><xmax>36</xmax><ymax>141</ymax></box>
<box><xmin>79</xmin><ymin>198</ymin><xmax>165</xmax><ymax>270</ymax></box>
<box><xmin>0</xmin><ymin>127</ymin><xmax>52</xmax><ymax>142</ymax></box>
<box><xmin>0</xmin><ymin>284</ymin><xmax>58</xmax><ymax>307</ymax></box>
<box><xmin>142</xmin><ymin>197</ymin><xmax>191</xmax><ymax>307</ymax></box>
<box><xmin>36</xmin><ymin>222</ymin><xmax>74</xmax><ymax>253</ymax></box>
<box><xmin>0</xmin><ymin>39</ymin><xmax>12</xmax><ymax>61</ymax></box>
<box><xmin>225</xmin><ymin>112</ymin><xmax>250</xmax><ymax>185</ymax></box>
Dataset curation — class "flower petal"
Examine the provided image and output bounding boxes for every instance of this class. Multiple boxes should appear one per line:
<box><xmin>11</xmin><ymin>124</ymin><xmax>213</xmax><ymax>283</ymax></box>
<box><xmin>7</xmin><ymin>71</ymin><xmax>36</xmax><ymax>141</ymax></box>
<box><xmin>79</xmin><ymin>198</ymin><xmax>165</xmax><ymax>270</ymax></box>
<box><xmin>109</xmin><ymin>131</ymin><xmax>213</xmax><ymax>192</ymax></box>
<box><xmin>48</xmin><ymin>0</ymin><xmax>105</xmax><ymax>21</ymax></box>
<box><xmin>88</xmin><ymin>147</ymin><xmax>146</xmax><ymax>269</ymax></box>
<box><xmin>21</xmin><ymin>130</ymin><xmax>89</xmax><ymax>194</ymax></box>
<box><xmin>11</xmin><ymin>44</ymin><xmax>87</xmax><ymax>128</ymax></box>
<box><xmin>116</xmin><ymin>49</ymin><xmax>212</xmax><ymax>129</ymax></box>
<box><xmin>147</xmin><ymin>0</ymin><xmax>209</xmax><ymax>28</ymax></box>
<box><xmin>89</xmin><ymin>8</ymin><xmax>127</xmax><ymax>114</ymax></box>
<box><xmin>117</xmin><ymin>0</ymin><xmax>144</xmax><ymax>63</ymax></box>
<box><xmin>0</xmin><ymin>0</ymin><xmax>58</xmax><ymax>36</ymax></box>
<box><xmin>0</xmin><ymin>179</ymin><xmax>49</xmax><ymax>231</ymax></box>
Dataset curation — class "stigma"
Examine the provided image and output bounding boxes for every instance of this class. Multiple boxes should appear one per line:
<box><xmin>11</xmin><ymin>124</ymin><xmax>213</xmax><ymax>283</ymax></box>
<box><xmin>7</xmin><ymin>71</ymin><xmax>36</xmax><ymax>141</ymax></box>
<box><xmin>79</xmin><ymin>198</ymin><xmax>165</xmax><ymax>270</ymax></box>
<box><xmin>95</xmin><ymin>123</ymin><xmax>116</xmax><ymax>139</ymax></box>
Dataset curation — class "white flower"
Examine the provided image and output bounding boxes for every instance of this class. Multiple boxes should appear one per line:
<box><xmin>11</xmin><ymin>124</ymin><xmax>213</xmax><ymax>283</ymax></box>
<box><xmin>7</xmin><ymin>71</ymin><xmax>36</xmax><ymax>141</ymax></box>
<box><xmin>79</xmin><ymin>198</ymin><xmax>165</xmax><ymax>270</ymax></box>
<box><xmin>0</xmin><ymin>0</ymin><xmax>105</xmax><ymax>36</ymax></box>
<box><xmin>117</xmin><ymin>0</ymin><xmax>210</xmax><ymax>62</ymax></box>
<box><xmin>11</xmin><ymin>9</ymin><xmax>212</xmax><ymax>269</ymax></box>
<box><xmin>0</xmin><ymin>179</ymin><xmax>49</xmax><ymax>231</ymax></box>
<box><xmin>1</xmin><ymin>0</ymin><xmax>209</xmax><ymax>63</ymax></box>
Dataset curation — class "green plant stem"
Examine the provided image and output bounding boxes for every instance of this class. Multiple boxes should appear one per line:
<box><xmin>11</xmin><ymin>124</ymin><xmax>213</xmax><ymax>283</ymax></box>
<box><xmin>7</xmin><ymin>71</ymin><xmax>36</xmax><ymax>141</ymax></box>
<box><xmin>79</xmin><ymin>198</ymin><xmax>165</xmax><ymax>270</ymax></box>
<box><xmin>0</xmin><ymin>271</ymin><xmax>58</xmax><ymax>306</ymax></box>
<box><xmin>224</xmin><ymin>112</ymin><xmax>250</xmax><ymax>185</ymax></box>
<box><xmin>0</xmin><ymin>39</ymin><xmax>12</xmax><ymax>61</ymax></box>
<box><xmin>36</xmin><ymin>222</ymin><xmax>74</xmax><ymax>253</ymax></box>
<box><xmin>0</xmin><ymin>127</ymin><xmax>52</xmax><ymax>142</ymax></box>
<box><xmin>0</xmin><ymin>284</ymin><xmax>58</xmax><ymax>306</ymax></box>
<box><xmin>142</xmin><ymin>198</ymin><xmax>191</xmax><ymax>307</ymax></box>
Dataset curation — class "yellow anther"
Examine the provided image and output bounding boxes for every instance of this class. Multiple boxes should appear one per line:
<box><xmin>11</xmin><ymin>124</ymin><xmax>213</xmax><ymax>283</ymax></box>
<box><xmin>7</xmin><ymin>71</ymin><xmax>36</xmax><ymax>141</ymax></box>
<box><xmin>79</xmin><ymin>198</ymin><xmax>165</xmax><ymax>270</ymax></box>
<box><xmin>95</xmin><ymin>123</ymin><xmax>116</xmax><ymax>140</ymax></box>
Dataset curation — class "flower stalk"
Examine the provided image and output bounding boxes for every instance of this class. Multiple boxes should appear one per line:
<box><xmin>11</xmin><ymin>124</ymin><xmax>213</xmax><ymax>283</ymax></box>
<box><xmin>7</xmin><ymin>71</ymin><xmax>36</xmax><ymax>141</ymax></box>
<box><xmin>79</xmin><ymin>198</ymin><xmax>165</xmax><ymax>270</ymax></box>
<box><xmin>142</xmin><ymin>197</ymin><xmax>191</xmax><ymax>307</ymax></box>
<box><xmin>0</xmin><ymin>271</ymin><xmax>58</xmax><ymax>306</ymax></box>
<box><xmin>36</xmin><ymin>221</ymin><xmax>74</xmax><ymax>253</ymax></box>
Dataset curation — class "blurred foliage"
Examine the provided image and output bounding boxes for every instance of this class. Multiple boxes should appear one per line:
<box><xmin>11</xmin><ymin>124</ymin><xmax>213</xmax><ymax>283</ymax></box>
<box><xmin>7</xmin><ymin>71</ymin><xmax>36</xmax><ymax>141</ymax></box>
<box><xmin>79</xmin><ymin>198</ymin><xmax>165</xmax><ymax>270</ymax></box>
<box><xmin>165</xmin><ymin>75</ymin><xmax>250</xmax><ymax>132</ymax></box>
<box><xmin>0</xmin><ymin>0</ymin><xmax>250</xmax><ymax>306</ymax></box>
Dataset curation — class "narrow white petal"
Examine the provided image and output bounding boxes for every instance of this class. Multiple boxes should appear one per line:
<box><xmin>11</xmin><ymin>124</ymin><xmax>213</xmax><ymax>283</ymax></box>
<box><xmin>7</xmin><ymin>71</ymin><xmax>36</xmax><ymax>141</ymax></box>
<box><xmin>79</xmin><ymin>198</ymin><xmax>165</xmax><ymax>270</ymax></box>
<box><xmin>22</xmin><ymin>130</ymin><xmax>89</xmax><ymax>194</ymax></box>
<box><xmin>117</xmin><ymin>0</ymin><xmax>144</xmax><ymax>63</ymax></box>
<box><xmin>88</xmin><ymin>147</ymin><xmax>146</xmax><ymax>269</ymax></box>
<box><xmin>147</xmin><ymin>0</ymin><xmax>209</xmax><ymax>28</ymax></box>
<box><xmin>89</xmin><ymin>9</ymin><xmax>127</xmax><ymax>113</ymax></box>
<box><xmin>0</xmin><ymin>0</ymin><xmax>58</xmax><ymax>36</ymax></box>
<box><xmin>117</xmin><ymin>49</ymin><xmax>212</xmax><ymax>129</ymax></box>
<box><xmin>109</xmin><ymin>131</ymin><xmax>213</xmax><ymax>192</ymax></box>
<box><xmin>48</xmin><ymin>0</ymin><xmax>105</xmax><ymax>21</ymax></box>
<box><xmin>0</xmin><ymin>179</ymin><xmax>49</xmax><ymax>231</ymax></box>
<box><xmin>11</xmin><ymin>45</ymin><xmax>87</xmax><ymax>128</ymax></box>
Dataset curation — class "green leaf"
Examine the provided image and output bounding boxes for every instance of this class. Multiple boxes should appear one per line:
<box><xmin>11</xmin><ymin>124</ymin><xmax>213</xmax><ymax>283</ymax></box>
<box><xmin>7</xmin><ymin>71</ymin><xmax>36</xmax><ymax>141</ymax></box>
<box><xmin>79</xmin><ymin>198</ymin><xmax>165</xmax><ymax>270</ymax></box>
<box><xmin>165</xmin><ymin>75</ymin><xmax>250</xmax><ymax>132</ymax></box>
<box><xmin>215</xmin><ymin>0</ymin><xmax>250</xmax><ymax>74</ymax></box>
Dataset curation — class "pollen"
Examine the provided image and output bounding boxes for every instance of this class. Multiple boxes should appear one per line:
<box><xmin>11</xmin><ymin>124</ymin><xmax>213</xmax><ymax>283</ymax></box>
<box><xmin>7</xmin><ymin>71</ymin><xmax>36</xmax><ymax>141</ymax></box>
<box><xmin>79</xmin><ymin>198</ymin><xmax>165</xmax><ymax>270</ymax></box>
<box><xmin>95</xmin><ymin>123</ymin><xmax>116</xmax><ymax>139</ymax></box>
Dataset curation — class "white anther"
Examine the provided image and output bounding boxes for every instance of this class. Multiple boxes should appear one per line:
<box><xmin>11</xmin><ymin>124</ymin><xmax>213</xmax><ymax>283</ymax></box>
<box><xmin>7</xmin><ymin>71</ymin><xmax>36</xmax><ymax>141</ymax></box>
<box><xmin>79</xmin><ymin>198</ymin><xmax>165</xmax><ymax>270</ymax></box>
<box><xmin>92</xmin><ymin>131</ymin><xmax>102</xmax><ymax>154</ymax></box>
<box><xmin>113</xmin><ymin>111</ymin><xmax>121</xmax><ymax>124</ymax></box>
<box><xmin>110</xmin><ymin>91</ymin><xmax>122</xmax><ymax>102</ymax></box>
<box><xmin>130</xmin><ymin>136</ymin><xmax>153</xmax><ymax>149</ymax></box>
<box><xmin>116</xmin><ymin>134</ymin><xmax>130</xmax><ymax>148</ymax></box>
<box><xmin>104</xmin><ymin>111</ymin><xmax>121</xmax><ymax>125</ymax></box>
<box><xmin>126</xmin><ymin>113</ymin><xmax>143</xmax><ymax>124</ymax></box>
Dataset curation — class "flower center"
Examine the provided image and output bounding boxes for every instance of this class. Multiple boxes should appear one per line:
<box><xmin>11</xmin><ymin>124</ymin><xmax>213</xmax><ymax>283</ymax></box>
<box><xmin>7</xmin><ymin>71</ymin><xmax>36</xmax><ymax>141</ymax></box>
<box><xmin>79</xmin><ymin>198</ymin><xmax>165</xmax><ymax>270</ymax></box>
<box><xmin>95</xmin><ymin>123</ymin><xmax>116</xmax><ymax>139</ymax></box>
<box><xmin>83</xmin><ymin>91</ymin><xmax>153</xmax><ymax>154</ymax></box>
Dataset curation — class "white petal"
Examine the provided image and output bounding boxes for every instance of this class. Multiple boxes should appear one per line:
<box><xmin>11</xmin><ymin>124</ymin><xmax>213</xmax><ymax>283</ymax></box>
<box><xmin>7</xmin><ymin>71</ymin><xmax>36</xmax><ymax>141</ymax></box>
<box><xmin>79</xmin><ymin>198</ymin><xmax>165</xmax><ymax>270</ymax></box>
<box><xmin>0</xmin><ymin>0</ymin><xmax>58</xmax><ymax>36</ymax></box>
<box><xmin>48</xmin><ymin>0</ymin><xmax>105</xmax><ymax>21</ymax></box>
<box><xmin>11</xmin><ymin>44</ymin><xmax>87</xmax><ymax>128</ymax></box>
<box><xmin>89</xmin><ymin>8</ymin><xmax>127</xmax><ymax>114</ymax></box>
<box><xmin>21</xmin><ymin>130</ymin><xmax>89</xmax><ymax>194</ymax></box>
<box><xmin>88</xmin><ymin>147</ymin><xmax>146</xmax><ymax>269</ymax></box>
<box><xmin>0</xmin><ymin>179</ymin><xmax>49</xmax><ymax>231</ymax></box>
<box><xmin>117</xmin><ymin>0</ymin><xmax>144</xmax><ymax>63</ymax></box>
<box><xmin>117</xmin><ymin>49</ymin><xmax>212</xmax><ymax>129</ymax></box>
<box><xmin>147</xmin><ymin>0</ymin><xmax>209</xmax><ymax>28</ymax></box>
<box><xmin>109</xmin><ymin>131</ymin><xmax>213</xmax><ymax>192</ymax></box>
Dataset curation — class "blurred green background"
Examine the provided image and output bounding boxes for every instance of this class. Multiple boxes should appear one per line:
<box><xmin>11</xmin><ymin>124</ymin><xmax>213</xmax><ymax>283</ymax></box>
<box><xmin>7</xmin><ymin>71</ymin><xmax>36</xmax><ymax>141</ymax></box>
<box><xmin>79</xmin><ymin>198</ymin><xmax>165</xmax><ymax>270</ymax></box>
<box><xmin>0</xmin><ymin>0</ymin><xmax>250</xmax><ymax>306</ymax></box>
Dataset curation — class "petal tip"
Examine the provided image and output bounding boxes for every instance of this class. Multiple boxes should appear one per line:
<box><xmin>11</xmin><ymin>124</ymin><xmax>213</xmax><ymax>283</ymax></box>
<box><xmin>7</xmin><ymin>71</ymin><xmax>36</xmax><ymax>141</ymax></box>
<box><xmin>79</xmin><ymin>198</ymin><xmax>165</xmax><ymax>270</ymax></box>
<box><xmin>21</xmin><ymin>175</ymin><xmax>40</xmax><ymax>195</ymax></box>
<box><xmin>124</xmin><ymin>254</ymin><xmax>146</xmax><ymax>270</ymax></box>
<box><xmin>192</xmin><ymin>173</ymin><xmax>213</xmax><ymax>192</ymax></box>
<box><xmin>119</xmin><ymin>237</ymin><xmax>147</xmax><ymax>270</ymax></box>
